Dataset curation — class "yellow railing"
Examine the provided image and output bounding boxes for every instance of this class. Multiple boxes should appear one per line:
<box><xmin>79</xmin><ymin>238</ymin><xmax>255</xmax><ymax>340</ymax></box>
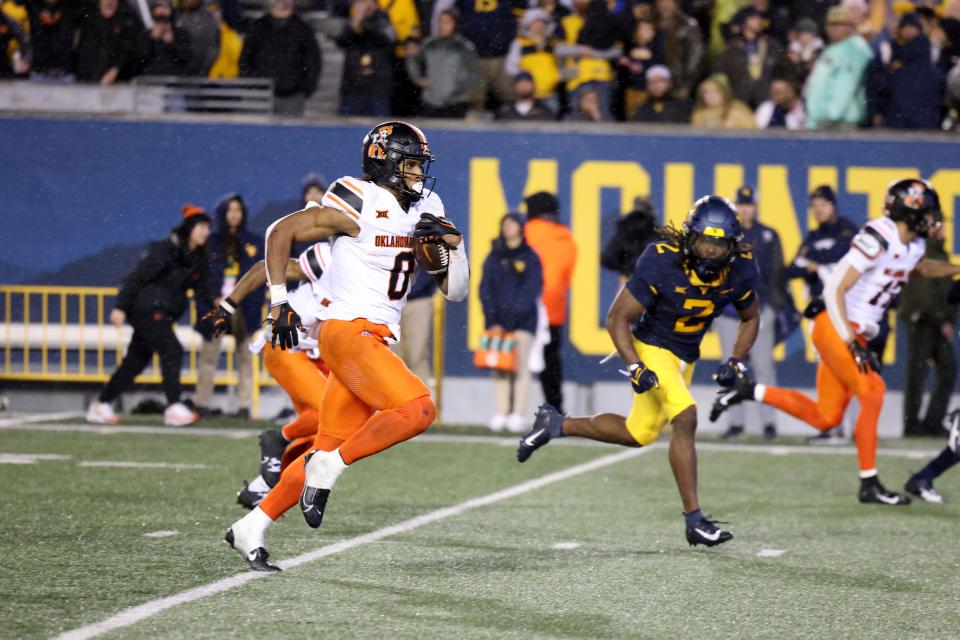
<box><xmin>0</xmin><ymin>285</ymin><xmax>277</xmax><ymax>409</ymax></box>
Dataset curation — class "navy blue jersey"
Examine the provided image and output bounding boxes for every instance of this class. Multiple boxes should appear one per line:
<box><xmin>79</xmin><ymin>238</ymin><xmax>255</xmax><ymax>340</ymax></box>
<box><xmin>625</xmin><ymin>242</ymin><xmax>759</xmax><ymax>362</ymax></box>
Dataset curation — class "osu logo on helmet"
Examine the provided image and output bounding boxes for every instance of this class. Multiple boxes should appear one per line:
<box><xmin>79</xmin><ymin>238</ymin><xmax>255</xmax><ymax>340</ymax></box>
<box><xmin>366</xmin><ymin>125</ymin><xmax>394</xmax><ymax>160</ymax></box>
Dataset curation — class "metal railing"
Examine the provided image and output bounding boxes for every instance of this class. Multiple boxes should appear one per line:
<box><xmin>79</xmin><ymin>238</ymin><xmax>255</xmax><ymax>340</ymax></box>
<box><xmin>133</xmin><ymin>77</ymin><xmax>274</xmax><ymax>115</ymax></box>
<box><xmin>0</xmin><ymin>285</ymin><xmax>277</xmax><ymax>407</ymax></box>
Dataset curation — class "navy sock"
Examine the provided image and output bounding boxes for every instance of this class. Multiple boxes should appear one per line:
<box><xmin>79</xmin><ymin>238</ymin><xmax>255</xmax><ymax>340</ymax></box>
<box><xmin>915</xmin><ymin>447</ymin><xmax>960</xmax><ymax>482</ymax></box>
<box><xmin>683</xmin><ymin>508</ymin><xmax>703</xmax><ymax>527</ymax></box>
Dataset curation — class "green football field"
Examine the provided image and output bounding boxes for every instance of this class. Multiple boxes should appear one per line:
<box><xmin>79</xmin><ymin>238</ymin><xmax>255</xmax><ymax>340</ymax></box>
<box><xmin>2</xmin><ymin>414</ymin><xmax>959</xmax><ymax>640</ymax></box>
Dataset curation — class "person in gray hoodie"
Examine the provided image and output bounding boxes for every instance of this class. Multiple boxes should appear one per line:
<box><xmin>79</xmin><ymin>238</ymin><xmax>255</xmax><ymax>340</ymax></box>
<box><xmin>177</xmin><ymin>0</ymin><xmax>220</xmax><ymax>75</ymax></box>
<box><xmin>405</xmin><ymin>9</ymin><xmax>479</xmax><ymax>118</ymax></box>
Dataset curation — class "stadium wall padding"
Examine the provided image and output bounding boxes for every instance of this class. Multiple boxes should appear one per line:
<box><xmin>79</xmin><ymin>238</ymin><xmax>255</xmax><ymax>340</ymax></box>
<box><xmin>5</xmin><ymin>116</ymin><xmax>960</xmax><ymax>388</ymax></box>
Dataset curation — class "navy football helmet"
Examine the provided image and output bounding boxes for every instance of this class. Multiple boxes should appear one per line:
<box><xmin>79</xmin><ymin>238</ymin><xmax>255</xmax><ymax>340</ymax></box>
<box><xmin>682</xmin><ymin>196</ymin><xmax>743</xmax><ymax>280</ymax></box>
<box><xmin>361</xmin><ymin>121</ymin><xmax>436</xmax><ymax>202</ymax></box>
<box><xmin>884</xmin><ymin>179</ymin><xmax>938</xmax><ymax>238</ymax></box>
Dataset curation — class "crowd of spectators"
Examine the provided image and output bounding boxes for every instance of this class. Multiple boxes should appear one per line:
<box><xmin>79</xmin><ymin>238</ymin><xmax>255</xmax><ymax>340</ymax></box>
<box><xmin>3</xmin><ymin>0</ymin><xmax>960</xmax><ymax>129</ymax></box>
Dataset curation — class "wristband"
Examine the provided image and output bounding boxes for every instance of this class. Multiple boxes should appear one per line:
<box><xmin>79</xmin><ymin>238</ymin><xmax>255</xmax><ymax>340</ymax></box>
<box><xmin>627</xmin><ymin>363</ymin><xmax>641</xmax><ymax>372</ymax></box>
<box><xmin>269</xmin><ymin>284</ymin><xmax>288</xmax><ymax>307</ymax></box>
<box><xmin>221</xmin><ymin>297</ymin><xmax>237</xmax><ymax>314</ymax></box>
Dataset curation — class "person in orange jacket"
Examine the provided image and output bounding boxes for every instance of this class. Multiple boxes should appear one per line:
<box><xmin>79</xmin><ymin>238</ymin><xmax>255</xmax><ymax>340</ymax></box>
<box><xmin>524</xmin><ymin>191</ymin><xmax>577</xmax><ymax>413</ymax></box>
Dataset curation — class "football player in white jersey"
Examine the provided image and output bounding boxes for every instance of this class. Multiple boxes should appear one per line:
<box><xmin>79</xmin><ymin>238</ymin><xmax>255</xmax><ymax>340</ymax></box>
<box><xmin>225</xmin><ymin>121</ymin><xmax>469</xmax><ymax>570</ymax></box>
<box><xmin>713</xmin><ymin>179</ymin><xmax>960</xmax><ymax>505</ymax></box>
<box><xmin>202</xmin><ymin>240</ymin><xmax>334</xmax><ymax>509</ymax></box>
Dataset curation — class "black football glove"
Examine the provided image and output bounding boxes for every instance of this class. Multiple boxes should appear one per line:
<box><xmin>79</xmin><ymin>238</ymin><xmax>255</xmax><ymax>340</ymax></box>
<box><xmin>200</xmin><ymin>297</ymin><xmax>236</xmax><ymax>338</ymax></box>
<box><xmin>414</xmin><ymin>213</ymin><xmax>461</xmax><ymax>246</ymax></box>
<box><xmin>713</xmin><ymin>357</ymin><xmax>752</xmax><ymax>388</ymax></box>
<box><xmin>848</xmin><ymin>340</ymin><xmax>880</xmax><ymax>374</ymax></box>
<box><xmin>629</xmin><ymin>363</ymin><xmax>660</xmax><ymax>394</ymax></box>
<box><xmin>269</xmin><ymin>303</ymin><xmax>302</xmax><ymax>351</ymax></box>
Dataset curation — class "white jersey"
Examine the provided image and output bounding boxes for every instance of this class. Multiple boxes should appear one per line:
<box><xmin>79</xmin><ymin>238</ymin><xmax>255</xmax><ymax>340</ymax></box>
<box><xmin>320</xmin><ymin>175</ymin><xmax>445</xmax><ymax>339</ymax></box>
<box><xmin>250</xmin><ymin>241</ymin><xmax>333</xmax><ymax>354</ymax></box>
<box><xmin>288</xmin><ymin>241</ymin><xmax>333</xmax><ymax>347</ymax></box>
<box><xmin>838</xmin><ymin>216</ymin><xmax>925</xmax><ymax>338</ymax></box>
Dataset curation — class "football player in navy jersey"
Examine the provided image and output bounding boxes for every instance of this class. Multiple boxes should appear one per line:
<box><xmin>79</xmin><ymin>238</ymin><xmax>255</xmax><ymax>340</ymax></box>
<box><xmin>517</xmin><ymin>196</ymin><xmax>760</xmax><ymax>547</ymax></box>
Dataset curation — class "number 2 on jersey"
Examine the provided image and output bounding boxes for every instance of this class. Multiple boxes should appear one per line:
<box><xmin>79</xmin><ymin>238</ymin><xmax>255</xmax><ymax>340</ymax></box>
<box><xmin>674</xmin><ymin>299</ymin><xmax>715</xmax><ymax>334</ymax></box>
<box><xmin>387</xmin><ymin>252</ymin><xmax>417</xmax><ymax>300</ymax></box>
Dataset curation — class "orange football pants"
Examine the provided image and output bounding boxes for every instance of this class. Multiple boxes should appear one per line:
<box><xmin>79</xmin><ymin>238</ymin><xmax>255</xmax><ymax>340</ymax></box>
<box><xmin>261</xmin><ymin>344</ymin><xmax>331</xmax><ymax>449</ymax></box>
<box><xmin>761</xmin><ymin>311</ymin><xmax>885</xmax><ymax>474</ymax></box>
<box><xmin>259</xmin><ymin>318</ymin><xmax>435</xmax><ymax>521</ymax></box>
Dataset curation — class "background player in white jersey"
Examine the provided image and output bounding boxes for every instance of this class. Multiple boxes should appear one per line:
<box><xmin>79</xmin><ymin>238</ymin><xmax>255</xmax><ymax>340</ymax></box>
<box><xmin>712</xmin><ymin>179</ymin><xmax>960</xmax><ymax>505</ymax></box>
<box><xmin>225</xmin><ymin>121</ymin><xmax>469</xmax><ymax>570</ymax></box>
<box><xmin>202</xmin><ymin>240</ymin><xmax>334</xmax><ymax>508</ymax></box>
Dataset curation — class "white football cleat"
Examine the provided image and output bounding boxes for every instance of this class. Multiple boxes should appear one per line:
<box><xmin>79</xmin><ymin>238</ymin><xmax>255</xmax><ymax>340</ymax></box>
<box><xmin>506</xmin><ymin>413</ymin><xmax>528</xmax><ymax>433</ymax></box>
<box><xmin>301</xmin><ymin>449</ymin><xmax>347</xmax><ymax>528</ymax></box>
<box><xmin>489</xmin><ymin>414</ymin><xmax>508</xmax><ymax>432</ymax></box>
<box><xmin>224</xmin><ymin>509</ymin><xmax>279</xmax><ymax>572</ymax></box>
<box><xmin>164</xmin><ymin>402</ymin><xmax>199</xmax><ymax>426</ymax></box>
<box><xmin>86</xmin><ymin>401</ymin><xmax>120</xmax><ymax>425</ymax></box>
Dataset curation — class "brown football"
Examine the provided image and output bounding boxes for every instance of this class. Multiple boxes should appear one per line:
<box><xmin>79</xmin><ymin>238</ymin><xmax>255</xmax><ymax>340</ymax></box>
<box><xmin>414</xmin><ymin>240</ymin><xmax>449</xmax><ymax>275</ymax></box>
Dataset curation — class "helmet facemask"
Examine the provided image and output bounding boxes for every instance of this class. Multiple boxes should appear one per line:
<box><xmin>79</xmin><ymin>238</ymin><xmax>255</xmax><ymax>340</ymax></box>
<box><xmin>684</xmin><ymin>231</ymin><xmax>736</xmax><ymax>280</ymax></box>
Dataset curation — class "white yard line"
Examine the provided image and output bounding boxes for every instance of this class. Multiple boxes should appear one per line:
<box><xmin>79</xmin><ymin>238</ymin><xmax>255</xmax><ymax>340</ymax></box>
<box><xmin>1</xmin><ymin>420</ymin><xmax>943</xmax><ymax>460</ymax></box>
<box><xmin>0</xmin><ymin>411</ymin><xmax>82</xmax><ymax>428</ymax></box>
<box><xmin>0</xmin><ymin>422</ymin><xmax>260</xmax><ymax>439</ymax></box>
<box><xmin>53</xmin><ymin>446</ymin><xmax>649</xmax><ymax>640</ymax></box>
<box><xmin>78</xmin><ymin>461</ymin><xmax>209</xmax><ymax>470</ymax></box>
<box><xmin>693</xmin><ymin>441</ymin><xmax>943</xmax><ymax>460</ymax></box>
<box><xmin>0</xmin><ymin>453</ymin><xmax>71</xmax><ymax>465</ymax></box>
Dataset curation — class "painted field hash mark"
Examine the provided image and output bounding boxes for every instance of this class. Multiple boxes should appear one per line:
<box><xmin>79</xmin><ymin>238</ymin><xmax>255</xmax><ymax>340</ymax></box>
<box><xmin>757</xmin><ymin>549</ymin><xmax>786</xmax><ymax>558</ymax></box>
<box><xmin>551</xmin><ymin>542</ymin><xmax>581</xmax><ymax>550</ymax></box>
<box><xmin>143</xmin><ymin>531</ymin><xmax>179</xmax><ymax>538</ymax></box>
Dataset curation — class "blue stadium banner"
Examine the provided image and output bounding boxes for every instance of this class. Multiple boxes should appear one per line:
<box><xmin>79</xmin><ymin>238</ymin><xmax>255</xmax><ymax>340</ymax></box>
<box><xmin>4</xmin><ymin>116</ymin><xmax>959</xmax><ymax>387</ymax></box>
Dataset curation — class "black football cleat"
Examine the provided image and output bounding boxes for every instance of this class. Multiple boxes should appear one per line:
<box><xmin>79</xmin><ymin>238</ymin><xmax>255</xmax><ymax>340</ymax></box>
<box><xmin>859</xmin><ymin>477</ymin><xmax>911</xmax><ymax>505</ymax></box>
<box><xmin>904</xmin><ymin>475</ymin><xmax>944</xmax><ymax>503</ymax></box>
<box><xmin>236</xmin><ymin>480</ymin><xmax>268</xmax><ymax>511</ymax></box>
<box><xmin>224</xmin><ymin>528</ymin><xmax>280</xmax><ymax>572</ymax></box>
<box><xmin>709</xmin><ymin>375</ymin><xmax>756</xmax><ymax>422</ymax></box>
<box><xmin>259</xmin><ymin>428</ymin><xmax>287</xmax><ymax>488</ymax></box>
<box><xmin>685</xmin><ymin>515</ymin><xmax>734</xmax><ymax>547</ymax></box>
<box><xmin>299</xmin><ymin>485</ymin><xmax>330</xmax><ymax>529</ymax></box>
<box><xmin>517</xmin><ymin>404</ymin><xmax>565</xmax><ymax>463</ymax></box>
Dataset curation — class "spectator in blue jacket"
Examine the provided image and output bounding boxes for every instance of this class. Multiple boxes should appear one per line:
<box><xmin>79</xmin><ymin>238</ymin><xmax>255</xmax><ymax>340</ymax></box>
<box><xmin>716</xmin><ymin>185</ymin><xmax>786</xmax><ymax>440</ymax></box>
<box><xmin>867</xmin><ymin>13</ymin><xmax>945</xmax><ymax>130</ymax></box>
<box><xmin>479</xmin><ymin>212</ymin><xmax>543</xmax><ymax>433</ymax></box>
<box><xmin>195</xmin><ymin>193</ymin><xmax>263</xmax><ymax>419</ymax></box>
<box><xmin>784</xmin><ymin>185</ymin><xmax>858</xmax><ymax>302</ymax></box>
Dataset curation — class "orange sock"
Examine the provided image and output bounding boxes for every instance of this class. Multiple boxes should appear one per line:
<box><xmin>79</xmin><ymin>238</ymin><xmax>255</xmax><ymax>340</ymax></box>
<box><xmin>281</xmin><ymin>410</ymin><xmax>319</xmax><ymax>441</ymax></box>
<box><xmin>339</xmin><ymin>396</ymin><xmax>436</xmax><ymax>465</ymax></box>
<box><xmin>762</xmin><ymin>386</ymin><xmax>836</xmax><ymax>432</ymax></box>
<box><xmin>852</xmin><ymin>380</ymin><xmax>884</xmax><ymax>475</ymax></box>
<box><xmin>259</xmin><ymin>435</ymin><xmax>343</xmax><ymax>520</ymax></box>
